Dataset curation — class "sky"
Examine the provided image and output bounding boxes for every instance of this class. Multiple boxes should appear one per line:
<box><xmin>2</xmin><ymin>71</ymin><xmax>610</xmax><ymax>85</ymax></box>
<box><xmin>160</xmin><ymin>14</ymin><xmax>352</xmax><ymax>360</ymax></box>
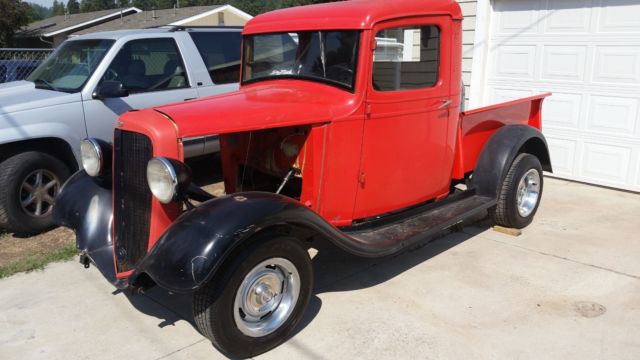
<box><xmin>27</xmin><ymin>0</ymin><xmax>55</xmax><ymax>8</ymax></box>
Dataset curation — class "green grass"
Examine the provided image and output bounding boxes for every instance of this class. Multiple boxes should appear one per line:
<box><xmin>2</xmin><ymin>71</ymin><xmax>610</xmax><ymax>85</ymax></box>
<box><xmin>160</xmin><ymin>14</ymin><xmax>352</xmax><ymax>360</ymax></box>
<box><xmin>0</xmin><ymin>244</ymin><xmax>77</xmax><ymax>279</ymax></box>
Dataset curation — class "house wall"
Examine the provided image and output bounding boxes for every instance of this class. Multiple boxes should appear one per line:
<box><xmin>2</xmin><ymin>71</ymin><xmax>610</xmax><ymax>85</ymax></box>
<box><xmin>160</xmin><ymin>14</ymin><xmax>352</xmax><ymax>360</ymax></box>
<box><xmin>183</xmin><ymin>10</ymin><xmax>248</xmax><ymax>26</ymax></box>
<box><xmin>456</xmin><ymin>0</ymin><xmax>477</xmax><ymax>109</ymax></box>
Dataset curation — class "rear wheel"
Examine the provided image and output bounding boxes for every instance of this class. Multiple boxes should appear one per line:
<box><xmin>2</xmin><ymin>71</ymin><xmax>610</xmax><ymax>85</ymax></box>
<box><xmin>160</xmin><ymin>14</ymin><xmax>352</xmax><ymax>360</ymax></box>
<box><xmin>0</xmin><ymin>152</ymin><xmax>70</xmax><ymax>234</ymax></box>
<box><xmin>193</xmin><ymin>235</ymin><xmax>313</xmax><ymax>358</ymax></box>
<box><xmin>491</xmin><ymin>153</ymin><xmax>543</xmax><ymax>229</ymax></box>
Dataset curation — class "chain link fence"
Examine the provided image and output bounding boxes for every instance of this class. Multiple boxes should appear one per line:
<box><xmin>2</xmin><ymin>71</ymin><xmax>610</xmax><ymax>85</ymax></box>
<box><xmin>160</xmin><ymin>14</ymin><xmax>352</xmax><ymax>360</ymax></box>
<box><xmin>0</xmin><ymin>48</ymin><xmax>54</xmax><ymax>84</ymax></box>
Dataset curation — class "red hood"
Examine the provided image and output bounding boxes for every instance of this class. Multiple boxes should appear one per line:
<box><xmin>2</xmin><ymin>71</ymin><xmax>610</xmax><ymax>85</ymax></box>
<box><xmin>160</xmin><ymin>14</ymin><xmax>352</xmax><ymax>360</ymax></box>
<box><xmin>153</xmin><ymin>81</ymin><xmax>360</xmax><ymax>138</ymax></box>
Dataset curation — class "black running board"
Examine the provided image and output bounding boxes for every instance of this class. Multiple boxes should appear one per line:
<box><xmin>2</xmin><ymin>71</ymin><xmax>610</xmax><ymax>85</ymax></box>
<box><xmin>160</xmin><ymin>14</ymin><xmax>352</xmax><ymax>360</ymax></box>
<box><xmin>341</xmin><ymin>194</ymin><xmax>496</xmax><ymax>257</ymax></box>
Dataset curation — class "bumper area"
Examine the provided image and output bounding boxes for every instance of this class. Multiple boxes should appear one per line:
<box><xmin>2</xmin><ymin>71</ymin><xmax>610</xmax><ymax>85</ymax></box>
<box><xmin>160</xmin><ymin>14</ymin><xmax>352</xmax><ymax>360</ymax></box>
<box><xmin>54</xmin><ymin>171</ymin><xmax>120</xmax><ymax>286</ymax></box>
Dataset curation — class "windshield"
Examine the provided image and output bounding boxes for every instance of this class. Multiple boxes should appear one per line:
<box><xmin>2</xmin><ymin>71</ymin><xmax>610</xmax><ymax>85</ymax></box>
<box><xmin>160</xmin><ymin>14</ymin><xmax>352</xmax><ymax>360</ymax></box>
<box><xmin>27</xmin><ymin>39</ymin><xmax>114</xmax><ymax>93</ymax></box>
<box><xmin>242</xmin><ymin>31</ymin><xmax>359</xmax><ymax>90</ymax></box>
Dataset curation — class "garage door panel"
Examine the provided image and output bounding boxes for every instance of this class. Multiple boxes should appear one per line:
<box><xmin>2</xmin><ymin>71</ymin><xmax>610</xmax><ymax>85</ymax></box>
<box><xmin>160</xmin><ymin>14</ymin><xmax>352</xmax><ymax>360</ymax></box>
<box><xmin>580</xmin><ymin>141</ymin><xmax>632</xmax><ymax>184</ymax></box>
<box><xmin>593</xmin><ymin>46</ymin><xmax>640</xmax><ymax>84</ymax></box>
<box><xmin>489</xmin><ymin>87</ymin><xmax>535</xmax><ymax>104</ymax></box>
<box><xmin>493</xmin><ymin>45</ymin><xmax>537</xmax><ymax>79</ymax></box>
<box><xmin>546</xmin><ymin>137</ymin><xmax>578</xmax><ymax>176</ymax></box>
<box><xmin>544</xmin><ymin>0</ymin><xmax>593</xmax><ymax>34</ymax></box>
<box><xmin>587</xmin><ymin>95</ymin><xmax>639</xmax><ymax>136</ymax></box>
<box><xmin>542</xmin><ymin>45</ymin><xmax>588</xmax><ymax>81</ymax></box>
<box><xmin>485</xmin><ymin>0</ymin><xmax>640</xmax><ymax>191</ymax></box>
<box><xmin>542</xmin><ymin>92</ymin><xmax>583</xmax><ymax>129</ymax></box>
<box><xmin>493</xmin><ymin>0</ymin><xmax>540</xmax><ymax>35</ymax></box>
<box><xmin>598</xmin><ymin>0</ymin><xmax>640</xmax><ymax>33</ymax></box>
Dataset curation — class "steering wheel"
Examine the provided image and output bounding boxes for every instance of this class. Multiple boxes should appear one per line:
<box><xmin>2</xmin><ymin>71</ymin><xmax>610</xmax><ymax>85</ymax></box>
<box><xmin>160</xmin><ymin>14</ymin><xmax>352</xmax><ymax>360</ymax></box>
<box><xmin>326</xmin><ymin>64</ymin><xmax>354</xmax><ymax>82</ymax></box>
<box><xmin>103</xmin><ymin>68</ymin><xmax>118</xmax><ymax>81</ymax></box>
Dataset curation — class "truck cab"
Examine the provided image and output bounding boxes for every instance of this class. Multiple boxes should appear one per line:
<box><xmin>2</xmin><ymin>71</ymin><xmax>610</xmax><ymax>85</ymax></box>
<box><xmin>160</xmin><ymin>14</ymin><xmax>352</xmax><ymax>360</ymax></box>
<box><xmin>55</xmin><ymin>1</ymin><xmax>552</xmax><ymax>358</ymax></box>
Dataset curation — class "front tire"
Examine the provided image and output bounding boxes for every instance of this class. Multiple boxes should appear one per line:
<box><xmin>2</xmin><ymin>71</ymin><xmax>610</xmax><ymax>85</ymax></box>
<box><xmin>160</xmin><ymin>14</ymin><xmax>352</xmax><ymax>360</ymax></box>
<box><xmin>0</xmin><ymin>152</ymin><xmax>71</xmax><ymax>234</ymax></box>
<box><xmin>193</xmin><ymin>235</ymin><xmax>313</xmax><ymax>358</ymax></box>
<box><xmin>491</xmin><ymin>153</ymin><xmax>543</xmax><ymax>229</ymax></box>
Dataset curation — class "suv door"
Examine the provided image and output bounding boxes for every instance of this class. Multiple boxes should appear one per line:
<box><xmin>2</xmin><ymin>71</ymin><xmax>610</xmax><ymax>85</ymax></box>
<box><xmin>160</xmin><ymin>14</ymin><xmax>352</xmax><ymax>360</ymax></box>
<box><xmin>83</xmin><ymin>37</ymin><xmax>198</xmax><ymax>139</ymax></box>
<box><xmin>353</xmin><ymin>16</ymin><xmax>453</xmax><ymax>219</ymax></box>
<box><xmin>187</xmin><ymin>30</ymin><xmax>242</xmax><ymax>97</ymax></box>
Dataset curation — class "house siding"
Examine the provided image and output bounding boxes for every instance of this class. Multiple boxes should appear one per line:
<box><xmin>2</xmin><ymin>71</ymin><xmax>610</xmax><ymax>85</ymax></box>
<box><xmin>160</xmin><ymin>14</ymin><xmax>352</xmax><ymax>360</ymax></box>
<box><xmin>456</xmin><ymin>0</ymin><xmax>477</xmax><ymax>108</ymax></box>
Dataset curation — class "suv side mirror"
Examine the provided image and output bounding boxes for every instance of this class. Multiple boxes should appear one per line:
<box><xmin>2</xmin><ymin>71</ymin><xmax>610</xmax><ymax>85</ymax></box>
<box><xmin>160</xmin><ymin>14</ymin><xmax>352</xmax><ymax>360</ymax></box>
<box><xmin>93</xmin><ymin>80</ymin><xmax>129</xmax><ymax>99</ymax></box>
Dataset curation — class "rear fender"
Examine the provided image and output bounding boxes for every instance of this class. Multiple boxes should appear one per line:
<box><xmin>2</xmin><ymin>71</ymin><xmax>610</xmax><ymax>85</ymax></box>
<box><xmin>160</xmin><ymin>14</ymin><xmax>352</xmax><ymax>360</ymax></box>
<box><xmin>472</xmin><ymin>125</ymin><xmax>552</xmax><ymax>198</ymax></box>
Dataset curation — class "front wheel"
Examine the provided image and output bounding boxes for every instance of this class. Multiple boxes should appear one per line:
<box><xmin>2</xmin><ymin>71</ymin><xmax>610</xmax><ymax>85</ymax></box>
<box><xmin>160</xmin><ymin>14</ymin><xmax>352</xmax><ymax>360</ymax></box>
<box><xmin>491</xmin><ymin>153</ymin><xmax>543</xmax><ymax>229</ymax></box>
<box><xmin>193</xmin><ymin>235</ymin><xmax>313</xmax><ymax>358</ymax></box>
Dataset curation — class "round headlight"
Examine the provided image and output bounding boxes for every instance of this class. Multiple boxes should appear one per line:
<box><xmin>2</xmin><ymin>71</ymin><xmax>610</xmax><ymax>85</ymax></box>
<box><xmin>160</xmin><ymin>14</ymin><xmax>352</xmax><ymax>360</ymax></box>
<box><xmin>147</xmin><ymin>157</ymin><xmax>184</xmax><ymax>204</ymax></box>
<box><xmin>81</xmin><ymin>139</ymin><xmax>103</xmax><ymax>177</ymax></box>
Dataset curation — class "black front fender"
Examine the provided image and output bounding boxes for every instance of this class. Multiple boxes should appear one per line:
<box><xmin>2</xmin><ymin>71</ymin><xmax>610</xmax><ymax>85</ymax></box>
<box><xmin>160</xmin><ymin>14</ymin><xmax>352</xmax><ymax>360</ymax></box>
<box><xmin>54</xmin><ymin>171</ymin><xmax>116</xmax><ymax>284</ymax></box>
<box><xmin>133</xmin><ymin>192</ymin><xmax>334</xmax><ymax>293</ymax></box>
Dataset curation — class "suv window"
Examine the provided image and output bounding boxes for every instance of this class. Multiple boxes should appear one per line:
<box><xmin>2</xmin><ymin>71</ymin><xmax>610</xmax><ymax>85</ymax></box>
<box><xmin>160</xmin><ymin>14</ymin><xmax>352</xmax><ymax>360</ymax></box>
<box><xmin>188</xmin><ymin>31</ymin><xmax>242</xmax><ymax>84</ymax></box>
<box><xmin>102</xmin><ymin>38</ymin><xmax>188</xmax><ymax>93</ymax></box>
<box><xmin>372</xmin><ymin>26</ymin><xmax>440</xmax><ymax>91</ymax></box>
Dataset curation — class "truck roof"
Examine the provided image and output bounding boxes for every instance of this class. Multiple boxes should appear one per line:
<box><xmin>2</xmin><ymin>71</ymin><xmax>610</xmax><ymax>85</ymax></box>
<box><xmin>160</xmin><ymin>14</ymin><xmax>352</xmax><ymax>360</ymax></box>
<box><xmin>69</xmin><ymin>26</ymin><xmax>242</xmax><ymax>40</ymax></box>
<box><xmin>243</xmin><ymin>0</ymin><xmax>462</xmax><ymax>35</ymax></box>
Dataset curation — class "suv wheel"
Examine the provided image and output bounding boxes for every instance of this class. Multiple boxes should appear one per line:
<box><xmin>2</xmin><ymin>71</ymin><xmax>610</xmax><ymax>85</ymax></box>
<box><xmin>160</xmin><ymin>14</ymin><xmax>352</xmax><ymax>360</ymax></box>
<box><xmin>0</xmin><ymin>152</ymin><xmax>71</xmax><ymax>234</ymax></box>
<box><xmin>193</xmin><ymin>235</ymin><xmax>313</xmax><ymax>358</ymax></box>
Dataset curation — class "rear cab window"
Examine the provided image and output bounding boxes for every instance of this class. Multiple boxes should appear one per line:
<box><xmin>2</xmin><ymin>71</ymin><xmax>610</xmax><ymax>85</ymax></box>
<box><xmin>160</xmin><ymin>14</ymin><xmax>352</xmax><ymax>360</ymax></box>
<box><xmin>188</xmin><ymin>31</ymin><xmax>242</xmax><ymax>84</ymax></box>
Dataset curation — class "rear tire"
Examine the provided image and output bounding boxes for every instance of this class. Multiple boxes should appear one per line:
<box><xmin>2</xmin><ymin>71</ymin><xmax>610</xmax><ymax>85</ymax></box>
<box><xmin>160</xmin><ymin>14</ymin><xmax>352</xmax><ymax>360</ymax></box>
<box><xmin>193</xmin><ymin>235</ymin><xmax>313</xmax><ymax>358</ymax></box>
<box><xmin>0</xmin><ymin>152</ymin><xmax>70</xmax><ymax>234</ymax></box>
<box><xmin>491</xmin><ymin>153</ymin><xmax>543</xmax><ymax>229</ymax></box>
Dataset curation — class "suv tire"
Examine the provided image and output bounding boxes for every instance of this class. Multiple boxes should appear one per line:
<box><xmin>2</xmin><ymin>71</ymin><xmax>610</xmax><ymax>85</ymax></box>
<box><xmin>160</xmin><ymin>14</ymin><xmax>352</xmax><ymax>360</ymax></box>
<box><xmin>0</xmin><ymin>152</ymin><xmax>71</xmax><ymax>234</ymax></box>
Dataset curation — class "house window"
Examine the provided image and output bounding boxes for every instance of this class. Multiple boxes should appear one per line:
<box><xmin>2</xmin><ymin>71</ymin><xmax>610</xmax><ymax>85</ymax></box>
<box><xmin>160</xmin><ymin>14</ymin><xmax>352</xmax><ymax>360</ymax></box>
<box><xmin>372</xmin><ymin>25</ymin><xmax>440</xmax><ymax>91</ymax></box>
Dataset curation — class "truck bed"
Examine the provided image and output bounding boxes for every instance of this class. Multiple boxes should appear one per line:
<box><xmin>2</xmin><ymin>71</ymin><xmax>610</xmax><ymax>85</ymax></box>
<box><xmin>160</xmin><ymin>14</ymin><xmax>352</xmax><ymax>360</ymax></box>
<box><xmin>452</xmin><ymin>93</ymin><xmax>551</xmax><ymax>179</ymax></box>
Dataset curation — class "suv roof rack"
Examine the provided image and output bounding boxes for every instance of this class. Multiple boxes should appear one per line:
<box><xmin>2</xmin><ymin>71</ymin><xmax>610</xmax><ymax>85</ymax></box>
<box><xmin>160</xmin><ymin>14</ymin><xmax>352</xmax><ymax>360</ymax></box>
<box><xmin>151</xmin><ymin>25</ymin><xmax>244</xmax><ymax>32</ymax></box>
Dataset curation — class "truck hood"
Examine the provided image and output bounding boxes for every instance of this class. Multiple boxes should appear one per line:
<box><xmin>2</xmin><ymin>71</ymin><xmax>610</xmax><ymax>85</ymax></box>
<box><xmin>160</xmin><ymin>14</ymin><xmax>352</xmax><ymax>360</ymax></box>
<box><xmin>154</xmin><ymin>81</ymin><xmax>360</xmax><ymax>138</ymax></box>
<box><xmin>0</xmin><ymin>81</ymin><xmax>81</xmax><ymax>115</ymax></box>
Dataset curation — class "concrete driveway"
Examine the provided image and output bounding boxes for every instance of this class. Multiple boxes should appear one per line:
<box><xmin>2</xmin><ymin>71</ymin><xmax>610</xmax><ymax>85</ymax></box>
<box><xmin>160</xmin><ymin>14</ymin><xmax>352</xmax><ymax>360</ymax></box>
<box><xmin>1</xmin><ymin>178</ymin><xmax>639</xmax><ymax>359</ymax></box>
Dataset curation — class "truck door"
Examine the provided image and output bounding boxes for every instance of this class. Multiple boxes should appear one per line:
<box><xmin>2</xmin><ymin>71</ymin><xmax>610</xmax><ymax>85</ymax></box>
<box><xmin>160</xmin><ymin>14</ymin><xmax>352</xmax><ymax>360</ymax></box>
<box><xmin>353</xmin><ymin>16</ymin><xmax>453</xmax><ymax>220</ymax></box>
<box><xmin>83</xmin><ymin>37</ymin><xmax>198</xmax><ymax>141</ymax></box>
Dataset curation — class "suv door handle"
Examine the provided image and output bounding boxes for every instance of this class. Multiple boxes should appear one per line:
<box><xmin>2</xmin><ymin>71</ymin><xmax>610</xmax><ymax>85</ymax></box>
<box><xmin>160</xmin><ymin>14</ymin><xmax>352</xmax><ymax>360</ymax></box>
<box><xmin>438</xmin><ymin>99</ymin><xmax>452</xmax><ymax>109</ymax></box>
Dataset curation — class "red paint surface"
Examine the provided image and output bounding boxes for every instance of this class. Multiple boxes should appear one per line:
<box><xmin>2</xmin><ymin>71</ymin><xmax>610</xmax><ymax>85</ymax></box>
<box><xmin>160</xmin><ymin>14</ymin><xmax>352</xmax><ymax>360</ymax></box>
<box><xmin>112</xmin><ymin>0</ymin><xmax>550</xmax><ymax>278</ymax></box>
<box><xmin>242</xmin><ymin>0</ymin><xmax>463</xmax><ymax>35</ymax></box>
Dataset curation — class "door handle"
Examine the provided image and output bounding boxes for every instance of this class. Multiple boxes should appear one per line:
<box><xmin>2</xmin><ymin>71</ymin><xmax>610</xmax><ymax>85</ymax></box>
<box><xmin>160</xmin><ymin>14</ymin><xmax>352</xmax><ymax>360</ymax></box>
<box><xmin>184</xmin><ymin>98</ymin><xmax>196</xmax><ymax>101</ymax></box>
<box><xmin>438</xmin><ymin>99</ymin><xmax>452</xmax><ymax>109</ymax></box>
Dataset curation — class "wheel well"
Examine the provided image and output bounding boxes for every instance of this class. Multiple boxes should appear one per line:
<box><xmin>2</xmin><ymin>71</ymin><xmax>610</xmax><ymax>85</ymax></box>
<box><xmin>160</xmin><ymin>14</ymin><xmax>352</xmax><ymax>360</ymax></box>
<box><xmin>0</xmin><ymin>138</ymin><xmax>79</xmax><ymax>172</ymax></box>
<box><xmin>518</xmin><ymin>137</ymin><xmax>552</xmax><ymax>173</ymax></box>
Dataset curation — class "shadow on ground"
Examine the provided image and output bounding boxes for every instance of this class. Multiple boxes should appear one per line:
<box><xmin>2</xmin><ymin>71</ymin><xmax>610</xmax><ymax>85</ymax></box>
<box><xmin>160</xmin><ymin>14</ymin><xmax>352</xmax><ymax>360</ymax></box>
<box><xmin>119</xmin><ymin>216</ymin><xmax>489</xmax><ymax>347</ymax></box>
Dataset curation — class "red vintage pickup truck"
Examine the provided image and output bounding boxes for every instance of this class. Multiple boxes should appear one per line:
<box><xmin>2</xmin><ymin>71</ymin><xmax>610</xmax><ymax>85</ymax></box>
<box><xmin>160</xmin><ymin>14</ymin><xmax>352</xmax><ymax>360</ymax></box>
<box><xmin>56</xmin><ymin>0</ymin><xmax>551</xmax><ymax>357</ymax></box>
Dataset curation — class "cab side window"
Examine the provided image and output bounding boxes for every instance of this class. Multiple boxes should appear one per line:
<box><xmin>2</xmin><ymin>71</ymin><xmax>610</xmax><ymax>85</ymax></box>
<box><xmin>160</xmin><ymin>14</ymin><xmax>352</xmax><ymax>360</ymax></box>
<box><xmin>103</xmin><ymin>38</ymin><xmax>188</xmax><ymax>93</ymax></box>
<box><xmin>189</xmin><ymin>31</ymin><xmax>242</xmax><ymax>84</ymax></box>
<box><xmin>372</xmin><ymin>26</ymin><xmax>440</xmax><ymax>91</ymax></box>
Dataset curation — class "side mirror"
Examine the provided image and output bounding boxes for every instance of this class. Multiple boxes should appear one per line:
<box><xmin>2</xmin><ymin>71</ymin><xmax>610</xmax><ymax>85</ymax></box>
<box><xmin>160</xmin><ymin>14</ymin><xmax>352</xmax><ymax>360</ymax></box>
<box><xmin>92</xmin><ymin>80</ymin><xmax>129</xmax><ymax>99</ymax></box>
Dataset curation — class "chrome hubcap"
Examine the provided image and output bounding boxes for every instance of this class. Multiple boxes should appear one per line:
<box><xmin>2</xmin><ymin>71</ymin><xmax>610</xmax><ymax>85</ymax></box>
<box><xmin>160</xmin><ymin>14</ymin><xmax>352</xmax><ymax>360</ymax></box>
<box><xmin>516</xmin><ymin>169</ymin><xmax>541</xmax><ymax>217</ymax></box>
<box><xmin>19</xmin><ymin>169</ymin><xmax>60</xmax><ymax>218</ymax></box>
<box><xmin>234</xmin><ymin>257</ymin><xmax>300</xmax><ymax>337</ymax></box>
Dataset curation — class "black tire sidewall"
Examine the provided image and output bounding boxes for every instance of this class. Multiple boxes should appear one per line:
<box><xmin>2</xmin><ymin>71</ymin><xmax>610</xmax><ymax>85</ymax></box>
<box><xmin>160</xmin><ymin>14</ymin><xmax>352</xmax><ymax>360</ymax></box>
<box><xmin>0</xmin><ymin>152</ymin><xmax>71</xmax><ymax>234</ymax></box>
<box><xmin>203</xmin><ymin>236</ymin><xmax>313</xmax><ymax>358</ymax></box>
<box><xmin>503</xmin><ymin>154</ymin><xmax>543</xmax><ymax>228</ymax></box>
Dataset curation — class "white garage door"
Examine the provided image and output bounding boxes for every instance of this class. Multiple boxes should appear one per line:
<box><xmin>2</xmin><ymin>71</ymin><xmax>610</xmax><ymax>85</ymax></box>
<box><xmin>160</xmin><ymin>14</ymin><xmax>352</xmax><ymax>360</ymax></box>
<box><xmin>482</xmin><ymin>0</ymin><xmax>640</xmax><ymax>191</ymax></box>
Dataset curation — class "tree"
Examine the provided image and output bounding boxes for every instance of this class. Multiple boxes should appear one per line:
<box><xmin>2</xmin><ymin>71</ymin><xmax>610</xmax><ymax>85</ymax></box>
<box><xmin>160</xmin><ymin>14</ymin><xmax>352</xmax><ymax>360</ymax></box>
<box><xmin>52</xmin><ymin>0</ymin><xmax>66</xmax><ymax>15</ymax></box>
<box><xmin>0</xmin><ymin>0</ymin><xmax>30</xmax><ymax>47</ymax></box>
<box><xmin>80</xmin><ymin>0</ymin><xmax>115</xmax><ymax>12</ymax></box>
<box><xmin>26</xmin><ymin>2</ymin><xmax>52</xmax><ymax>21</ymax></box>
<box><xmin>67</xmin><ymin>0</ymin><xmax>80</xmax><ymax>13</ymax></box>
